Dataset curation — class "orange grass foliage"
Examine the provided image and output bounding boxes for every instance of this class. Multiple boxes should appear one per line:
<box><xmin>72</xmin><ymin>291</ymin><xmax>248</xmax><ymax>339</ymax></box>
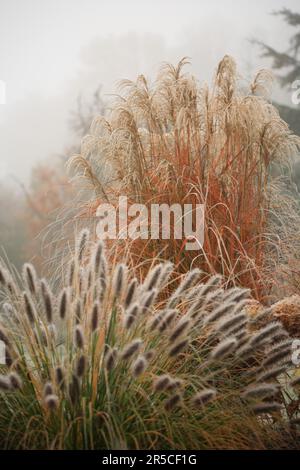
<box><xmin>69</xmin><ymin>57</ymin><xmax>300</xmax><ymax>301</ymax></box>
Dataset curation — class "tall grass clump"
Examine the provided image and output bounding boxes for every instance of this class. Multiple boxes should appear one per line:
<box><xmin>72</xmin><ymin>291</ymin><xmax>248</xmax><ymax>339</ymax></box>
<box><xmin>69</xmin><ymin>56</ymin><xmax>300</xmax><ymax>301</ymax></box>
<box><xmin>0</xmin><ymin>230</ymin><xmax>299</xmax><ymax>449</ymax></box>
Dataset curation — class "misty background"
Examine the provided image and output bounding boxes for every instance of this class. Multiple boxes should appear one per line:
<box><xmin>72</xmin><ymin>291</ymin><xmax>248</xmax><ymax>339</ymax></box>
<box><xmin>0</xmin><ymin>0</ymin><xmax>300</xmax><ymax>271</ymax></box>
<box><xmin>0</xmin><ymin>0</ymin><xmax>299</xmax><ymax>182</ymax></box>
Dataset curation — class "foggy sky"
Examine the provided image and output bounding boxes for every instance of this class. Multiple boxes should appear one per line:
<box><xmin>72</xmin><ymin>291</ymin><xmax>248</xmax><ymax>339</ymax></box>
<box><xmin>0</xmin><ymin>0</ymin><xmax>299</xmax><ymax>183</ymax></box>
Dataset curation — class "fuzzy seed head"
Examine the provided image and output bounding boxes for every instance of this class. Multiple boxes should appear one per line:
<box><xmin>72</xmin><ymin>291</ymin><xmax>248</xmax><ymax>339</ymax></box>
<box><xmin>75</xmin><ymin>325</ymin><xmax>85</xmax><ymax>349</ymax></box>
<box><xmin>192</xmin><ymin>389</ymin><xmax>216</xmax><ymax>407</ymax></box>
<box><xmin>131</xmin><ymin>356</ymin><xmax>148</xmax><ymax>378</ymax></box>
<box><xmin>121</xmin><ymin>339</ymin><xmax>142</xmax><ymax>361</ymax></box>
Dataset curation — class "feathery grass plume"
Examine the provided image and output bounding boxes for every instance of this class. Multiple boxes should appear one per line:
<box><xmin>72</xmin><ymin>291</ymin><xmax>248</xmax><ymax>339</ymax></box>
<box><xmin>124</xmin><ymin>303</ymin><xmax>139</xmax><ymax>329</ymax></box>
<box><xmin>23</xmin><ymin>291</ymin><xmax>36</xmax><ymax>324</ymax></box>
<box><xmin>124</xmin><ymin>278</ymin><xmax>138</xmax><ymax>309</ymax></box>
<box><xmin>167</xmin><ymin>378</ymin><xmax>184</xmax><ymax>391</ymax></box>
<box><xmin>0</xmin><ymin>376</ymin><xmax>11</xmax><ymax>391</ymax></box>
<box><xmin>242</xmin><ymin>383</ymin><xmax>279</xmax><ymax>400</ymax></box>
<box><xmin>250</xmin><ymin>308</ymin><xmax>273</xmax><ymax>327</ymax></box>
<box><xmin>104</xmin><ymin>347</ymin><xmax>118</xmax><ymax>371</ymax></box>
<box><xmin>252</xmin><ymin>402</ymin><xmax>282</xmax><ymax>415</ymax></box>
<box><xmin>169</xmin><ymin>317</ymin><xmax>190</xmax><ymax>343</ymax></box>
<box><xmin>43</xmin><ymin>382</ymin><xmax>54</xmax><ymax>398</ymax></box>
<box><xmin>76</xmin><ymin>228</ymin><xmax>90</xmax><ymax>264</ymax></box>
<box><xmin>5</xmin><ymin>348</ymin><xmax>13</xmax><ymax>368</ymax></box>
<box><xmin>157</xmin><ymin>262</ymin><xmax>173</xmax><ymax>289</ymax></box>
<box><xmin>9</xmin><ymin>372</ymin><xmax>22</xmax><ymax>391</ymax></box>
<box><xmin>169</xmin><ymin>339</ymin><xmax>189</xmax><ymax>358</ymax></box>
<box><xmin>204</xmin><ymin>301</ymin><xmax>236</xmax><ymax>325</ymax></box>
<box><xmin>75</xmin><ymin>299</ymin><xmax>82</xmax><ymax>324</ymax></box>
<box><xmin>58</xmin><ymin>288</ymin><xmax>69</xmax><ymax>320</ymax></box>
<box><xmin>158</xmin><ymin>309</ymin><xmax>178</xmax><ymax>332</ymax></box>
<box><xmin>121</xmin><ymin>339</ymin><xmax>142</xmax><ymax>361</ymax></box>
<box><xmin>40</xmin><ymin>279</ymin><xmax>53</xmax><ymax>323</ymax></box>
<box><xmin>140</xmin><ymin>289</ymin><xmax>157</xmax><ymax>315</ymax></box>
<box><xmin>262</xmin><ymin>348</ymin><xmax>292</xmax><ymax>368</ymax></box>
<box><xmin>67</xmin><ymin>258</ymin><xmax>75</xmax><ymax>287</ymax></box>
<box><xmin>250</xmin><ymin>322</ymin><xmax>283</xmax><ymax>346</ymax></box>
<box><xmin>192</xmin><ymin>389</ymin><xmax>217</xmax><ymax>407</ymax></box>
<box><xmin>267</xmin><ymin>339</ymin><xmax>292</xmax><ymax>356</ymax></box>
<box><xmin>167</xmin><ymin>269</ymin><xmax>202</xmax><ymax>309</ymax></box>
<box><xmin>131</xmin><ymin>355</ymin><xmax>148</xmax><ymax>378</ymax></box>
<box><xmin>55</xmin><ymin>366</ymin><xmax>65</xmax><ymax>391</ymax></box>
<box><xmin>47</xmin><ymin>323</ymin><xmax>57</xmax><ymax>341</ymax></box>
<box><xmin>69</xmin><ymin>374</ymin><xmax>80</xmax><ymax>405</ymax></box>
<box><xmin>0</xmin><ymin>265</ymin><xmax>7</xmax><ymax>286</ymax></box>
<box><xmin>164</xmin><ymin>393</ymin><xmax>181</xmax><ymax>411</ymax></box>
<box><xmin>112</xmin><ymin>263</ymin><xmax>127</xmax><ymax>300</ymax></box>
<box><xmin>22</xmin><ymin>263</ymin><xmax>38</xmax><ymax>296</ymax></box>
<box><xmin>143</xmin><ymin>264</ymin><xmax>163</xmax><ymax>292</ymax></box>
<box><xmin>215</xmin><ymin>313</ymin><xmax>247</xmax><ymax>334</ymax></box>
<box><xmin>91</xmin><ymin>301</ymin><xmax>100</xmax><ymax>332</ymax></box>
<box><xmin>74</xmin><ymin>325</ymin><xmax>85</xmax><ymax>349</ymax></box>
<box><xmin>210</xmin><ymin>338</ymin><xmax>237</xmax><ymax>360</ymax></box>
<box><xmin>256</xmin><ymin>365</ymin><xmax>288</xmax><ymax>383</ymax></box>
<box><xmin>198</xmin><ymin>275</ymin><xmax>223</xmax><ymax>299</ymax></box>
<box><xmin>44</xmin><ymin>394</ymin><xmax>59</xmax><ymax>411</ymax></box>
<box><xmin>153</xmin><ymin>374</ymin><xmax>172</xmax><ymax>392</ymax></box>
<box><xmin>92</xmin><ymin>240</ymin><xmax>103</xmax><ymax>275</ymax></box>
<box><xmin>76</xmin><ymin>354</ymin><xmax>86</xmax><ymax>378</ymax></box>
